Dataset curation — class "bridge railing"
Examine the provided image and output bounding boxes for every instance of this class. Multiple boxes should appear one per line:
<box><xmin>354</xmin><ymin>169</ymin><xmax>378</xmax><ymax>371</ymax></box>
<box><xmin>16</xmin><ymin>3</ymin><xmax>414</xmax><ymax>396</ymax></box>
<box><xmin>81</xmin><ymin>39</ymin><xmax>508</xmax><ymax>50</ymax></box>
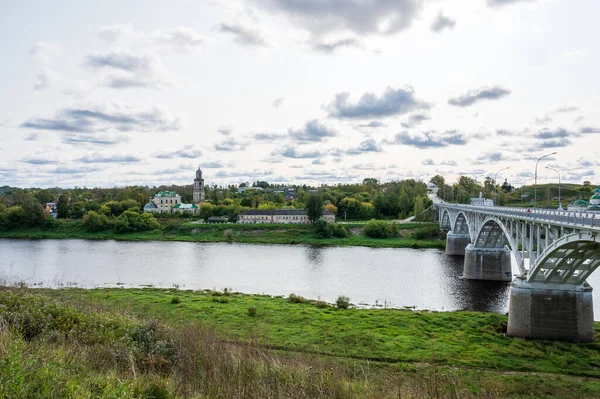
<box><xmin>437</xmin><ymin>203</ymin><xmax>599</xmax><ymax>228</ymax></box>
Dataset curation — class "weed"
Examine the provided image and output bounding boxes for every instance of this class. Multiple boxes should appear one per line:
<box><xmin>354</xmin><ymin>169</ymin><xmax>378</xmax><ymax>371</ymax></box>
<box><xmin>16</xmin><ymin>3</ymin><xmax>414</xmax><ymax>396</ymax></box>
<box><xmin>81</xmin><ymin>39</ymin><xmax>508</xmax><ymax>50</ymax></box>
<box><xmin>336</xmin><ymin>295</ymin><xmax>351</xmax><ymax>310</ymax></box>
<box><xmin>288</xmin><ymin>293</ymin><xmax>308</xmax><ymax>304</ymax></box>
<box><xmin>170</xmin><ymin>297</ymin><xmax>181</xmax><ymax>305</ymax></box>
<box><xmin>247</xmin><ymin>307</ymin><xmax>257</xmax><ymax>317</ymax></box>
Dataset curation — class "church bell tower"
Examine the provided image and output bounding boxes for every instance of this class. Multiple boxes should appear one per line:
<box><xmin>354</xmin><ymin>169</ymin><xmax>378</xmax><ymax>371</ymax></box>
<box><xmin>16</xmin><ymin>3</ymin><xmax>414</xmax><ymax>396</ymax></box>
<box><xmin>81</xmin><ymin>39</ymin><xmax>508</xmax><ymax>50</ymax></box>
<box><xmin>193</xmin><ymin>166</ymin><xmax>205</xmax><ymax>203</ymax></box>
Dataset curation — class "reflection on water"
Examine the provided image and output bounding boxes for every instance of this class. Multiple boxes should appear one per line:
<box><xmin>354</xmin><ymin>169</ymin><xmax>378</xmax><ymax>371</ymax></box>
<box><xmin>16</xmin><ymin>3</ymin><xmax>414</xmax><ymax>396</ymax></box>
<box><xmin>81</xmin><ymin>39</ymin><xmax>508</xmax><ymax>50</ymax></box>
<box><xmin>0</xmin><ymin>239</ymin><xmax>598</xmax><ymax>319</ymax></box>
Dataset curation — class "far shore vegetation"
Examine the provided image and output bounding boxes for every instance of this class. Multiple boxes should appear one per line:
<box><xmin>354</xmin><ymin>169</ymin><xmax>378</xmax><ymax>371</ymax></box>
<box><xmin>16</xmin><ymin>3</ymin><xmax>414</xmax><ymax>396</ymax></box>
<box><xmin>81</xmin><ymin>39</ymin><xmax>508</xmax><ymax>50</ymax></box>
<box><xmin>1</xmin><ymin>286</ymin><xmax>599</xmax><ymax>398</ymax></box>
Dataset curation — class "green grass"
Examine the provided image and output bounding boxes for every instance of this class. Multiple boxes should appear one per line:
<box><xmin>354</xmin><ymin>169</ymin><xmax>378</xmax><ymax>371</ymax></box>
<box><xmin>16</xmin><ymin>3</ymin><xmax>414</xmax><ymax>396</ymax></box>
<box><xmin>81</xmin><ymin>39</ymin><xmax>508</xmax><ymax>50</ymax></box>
<box><xmin>47</xmin><ymin>288</ymin><xmax>600</xmax><ymax>378</ymax></box>
<box><xmin>0</xmin><ymin>220</ymin><xmax>446</xmax><ymax>249</ymax></box>
<box><xmin>2</xmin><ymin>287</ymin><xmax>600</xmax><ymax>398</ymax></box>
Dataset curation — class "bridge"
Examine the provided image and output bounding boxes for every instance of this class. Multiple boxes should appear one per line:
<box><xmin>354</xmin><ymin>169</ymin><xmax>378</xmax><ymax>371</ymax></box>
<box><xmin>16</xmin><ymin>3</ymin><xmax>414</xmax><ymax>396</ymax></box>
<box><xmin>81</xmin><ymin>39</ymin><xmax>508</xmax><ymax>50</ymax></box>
<box><xmin>436</xmin><ymin>202</ymin><xmax>600</xmax><ymax>342</ymax></box>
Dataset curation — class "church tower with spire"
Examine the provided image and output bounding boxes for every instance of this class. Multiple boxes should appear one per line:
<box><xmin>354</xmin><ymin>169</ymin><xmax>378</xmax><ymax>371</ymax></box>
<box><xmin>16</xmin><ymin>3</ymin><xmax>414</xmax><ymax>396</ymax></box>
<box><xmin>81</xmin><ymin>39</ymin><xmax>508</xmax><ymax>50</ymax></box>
<box><xmin>193</xmin><ymin>166</ymin><xmax>205</xmax><ymax>203</ymax></box>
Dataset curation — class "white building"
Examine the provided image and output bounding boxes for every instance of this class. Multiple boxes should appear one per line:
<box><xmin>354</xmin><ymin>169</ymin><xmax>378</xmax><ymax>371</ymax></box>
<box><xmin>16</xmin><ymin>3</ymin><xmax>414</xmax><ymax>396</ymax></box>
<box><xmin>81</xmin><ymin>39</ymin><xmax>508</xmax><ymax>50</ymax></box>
<box><xmin>238</xmin><ymin>209</ymin><xmax>335</xmax><ymax>224</ymax></box>
<box><xmin>143</xmin><ymin>191</ymin><xmax>181</xmax><ymax>213</ymax></box>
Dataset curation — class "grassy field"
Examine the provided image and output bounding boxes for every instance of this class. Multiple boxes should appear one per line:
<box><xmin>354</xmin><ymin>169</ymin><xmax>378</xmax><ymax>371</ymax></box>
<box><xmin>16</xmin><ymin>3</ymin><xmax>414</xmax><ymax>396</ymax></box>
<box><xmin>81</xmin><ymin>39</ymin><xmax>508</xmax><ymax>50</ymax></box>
<box><xmin>0</xmin><ymin>220</ymin><xmax>446</xmax><ymax>249</ymax></box>
<box><xmin>2</xmin><ymin>287</ymin><xmax>600</xmax><ymax>398</ymax></box>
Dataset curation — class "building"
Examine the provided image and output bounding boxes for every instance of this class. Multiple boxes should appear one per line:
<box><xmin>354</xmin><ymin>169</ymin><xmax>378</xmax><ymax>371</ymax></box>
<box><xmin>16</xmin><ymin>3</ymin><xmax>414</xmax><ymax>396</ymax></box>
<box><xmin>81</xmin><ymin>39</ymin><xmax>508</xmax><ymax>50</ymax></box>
<box><xmin>44</xmin><ymin>202</ymin><xmax>57</xmax><ymax>218</ymax></box>
<box><xmin>567</xmin><ymin>197</ymin><xmax>588</xmax><ymax>211</ymax></box>
<box><xmin>173</xmin><ymin>203</ymin><xmax>198</xmax><ymax>214</ymax></box>
<box><xmin>193</xmin><ymin>166</ymin><xmax>205</xmax><ymax>204</ymax></box>
<box><xmin>144</xmin><ymin>191</ymin><xmax>181</xmax><ymax>213</ymax></box>
<box><xmin>238</xmin><ymin>209</ymin><xmax>335</xmax><ymax>224</ymax></box>
<box><xmin>471</xmin><ymin>192</ymin><xmax>494</xmax><ymax>206</ymax></box>
<box><xmin>567</xmin><ymin>188</ymin><xmax>600</xmax><ymax>212</ymax></box>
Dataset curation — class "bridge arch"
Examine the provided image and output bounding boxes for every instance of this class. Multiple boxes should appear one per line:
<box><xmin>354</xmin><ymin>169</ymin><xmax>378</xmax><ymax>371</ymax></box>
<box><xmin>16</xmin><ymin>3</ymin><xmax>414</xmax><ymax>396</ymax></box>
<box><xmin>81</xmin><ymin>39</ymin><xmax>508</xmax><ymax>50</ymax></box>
<box><xmin>453</xmin><ymin>212</ymin><xmax>470</xmax><ymax>235</ymax></box>
<box><xmin>473</xmin><ymin>217</ymin><xmax>523</xmax><ymax>273</ymax></box>
<box><xmin>440</xmin><ymin>209</ymin><xmax>451</xmax><ymax>230</ymax></box>
<box><xmin>528</xmin><ymin>232</ymin><xmax>600</xmax><ymax>285</ymax></box>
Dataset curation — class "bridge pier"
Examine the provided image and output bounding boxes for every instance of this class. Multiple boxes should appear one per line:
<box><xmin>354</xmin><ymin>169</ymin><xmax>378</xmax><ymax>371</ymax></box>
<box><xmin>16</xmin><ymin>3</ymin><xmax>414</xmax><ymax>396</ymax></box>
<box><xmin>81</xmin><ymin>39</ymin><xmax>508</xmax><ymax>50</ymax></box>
<box><xmin>463</xmin><ymin>244</ymin><xmax>512</xmax><ymax>281</ymax></box>
<box><xmin>507</xmin><ymin>278</ymin><xmax>595</xmax><ymax>342</ymax></box>
<box><xmin>445</xmin><ymin>232</ymin><xmax>471</xmax><ymax>256</ymax></box>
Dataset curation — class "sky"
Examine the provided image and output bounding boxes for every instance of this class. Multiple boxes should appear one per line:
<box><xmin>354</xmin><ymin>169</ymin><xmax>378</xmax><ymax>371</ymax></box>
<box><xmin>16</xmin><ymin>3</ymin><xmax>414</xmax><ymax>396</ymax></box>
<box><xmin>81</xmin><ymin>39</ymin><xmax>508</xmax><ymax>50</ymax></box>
<box><xmin>1</xmin><ymin>0</ymin><xmax>599</xmax><ymax>189</ymax></box>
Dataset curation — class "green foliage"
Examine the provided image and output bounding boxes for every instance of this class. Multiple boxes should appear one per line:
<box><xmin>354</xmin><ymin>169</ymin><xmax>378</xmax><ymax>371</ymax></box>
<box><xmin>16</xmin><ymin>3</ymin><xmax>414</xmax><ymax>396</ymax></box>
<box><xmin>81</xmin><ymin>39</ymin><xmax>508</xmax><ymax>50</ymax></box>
<box><xmin>362</xmin><ymin>219</ymin><xmax>391</xmax><ymax>238</ymax></box>
<box><xmin>314</xmin><ymin>219</ymin><xmax>331</xmax><ymax>238</ymax></box>
<box><xmin>412</xmin><ymin>225</ymin><xmax>441</xmax><ymax>239</ymax></box>
<box><xmin>171</xmin><ymin>296</ymin><xmax>181</xmax><ymax>304</ymax></box>
<box><xmin>306</xmin><ymin>194</ymin><xmax>324</xmax><ymax>225</ymax></box>
<box><xmin>413</xmin><ymin>196</ymin><xmax>425</xmax><ymax>216</ymax></box>
<box><xmin>22</xmin><ymin>197</ymin><xmax>46</xmax><ymax>227</ymax></box>
<box><xmin>288</xmin><ymin>293</ymin><xmax>308</xmax><ymax>304</ymax></box>
<box><xmin>56</xmin><ymin>194</ymin><xmax>69</xmax><ymax>218</ymax></box>
<box><xmin>390</xmin><ymin>221</ymin><xmax>400</xmax><ymax>237</ymax></box>
<box><xmin>315</xmin><ymin>300</ymin><xmax>328</xmax><ymax>308</ymax></box>
<box><xmin>82</xmin><ymin>210</ymin><xmax>111</xmax><ymax>232</ymax></box>
<box><xmin>247</xmin><ymin>307</ymin><xmax>257</xmax><ymax>317</ymax></box>
<box><xmin>329</xmin><ymin>223</ymin><xmax>350</xmax><ymax>238</ymax></box>
<box><xmin>115</xmin><ymin>211</ymin><xmax>160</xmax><ymax>233</ymax></box>
<box><xmin>0</xmin><ymin>206</ymin><xmax>27</xmax><ymax>229</ymax></box>
<box><xmin>335</xmin><ymin>295</ymin><xmax>351</xmax><ymax>309</ymax></box>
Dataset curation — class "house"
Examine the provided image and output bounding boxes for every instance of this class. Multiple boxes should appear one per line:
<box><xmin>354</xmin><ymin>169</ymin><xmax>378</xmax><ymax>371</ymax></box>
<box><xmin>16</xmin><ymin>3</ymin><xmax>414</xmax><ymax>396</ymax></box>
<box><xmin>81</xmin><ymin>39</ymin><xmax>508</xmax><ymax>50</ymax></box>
<box><xmin>172</xmin><ymin>203</ymin><xmax>198</xmax><ymax>214</ymax></box>
<box><xmin>238</xmin><ymin>209</ymin><xmax>335</xmax><ymax>224</ymax></box>
<box><xmin>44</xmin><ymin>202</ymin><xmax>57</xmax><ymax>218</ymax></box>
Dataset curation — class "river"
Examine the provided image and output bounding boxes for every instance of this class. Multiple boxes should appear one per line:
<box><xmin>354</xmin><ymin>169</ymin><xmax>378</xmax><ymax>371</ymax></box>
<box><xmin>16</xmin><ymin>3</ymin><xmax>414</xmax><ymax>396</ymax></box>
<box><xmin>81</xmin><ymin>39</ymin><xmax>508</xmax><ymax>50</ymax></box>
<box><xmin>1</xmin><ymin>238</ymin><xmax>599</xmax><ymax>319</ymax></box>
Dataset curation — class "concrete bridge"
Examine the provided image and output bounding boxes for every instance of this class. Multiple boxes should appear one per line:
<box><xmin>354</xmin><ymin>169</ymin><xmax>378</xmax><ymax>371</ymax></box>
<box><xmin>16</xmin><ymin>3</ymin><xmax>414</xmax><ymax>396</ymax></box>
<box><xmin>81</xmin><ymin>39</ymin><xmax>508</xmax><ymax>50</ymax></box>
<box><xmin>437</xmin><ymin>202</ymin><xmax>600</xmax><ymax>341</ymax></box>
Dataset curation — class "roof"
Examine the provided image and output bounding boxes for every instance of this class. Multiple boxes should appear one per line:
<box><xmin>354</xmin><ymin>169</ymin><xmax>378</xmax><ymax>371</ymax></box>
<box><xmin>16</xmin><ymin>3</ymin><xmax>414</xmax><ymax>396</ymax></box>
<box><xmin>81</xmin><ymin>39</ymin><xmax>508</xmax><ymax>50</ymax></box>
<box><xmin>154</xmin><ymin>191</ymin><xmax>180</xmax><ymax>197</ymax></box>
<box><xmin>241</xmin><ymin>209</ymin><xmax>334</xmax><ymax>216</ymax></box>
<box><xmin>173</xmin><ymin>203</ymin><xmax>198</xmax><ymax>209</ymax></box>
<box><xmin>143</xmin><ymin>202</ymin><xmax>157</xmax><ymax>209</ymax></box>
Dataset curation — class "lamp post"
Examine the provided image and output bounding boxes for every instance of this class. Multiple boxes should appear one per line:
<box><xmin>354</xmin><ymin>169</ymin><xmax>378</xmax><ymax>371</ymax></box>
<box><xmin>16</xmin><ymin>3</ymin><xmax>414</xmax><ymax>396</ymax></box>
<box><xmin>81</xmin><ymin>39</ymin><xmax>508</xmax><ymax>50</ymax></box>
<box><xmin>534</xmin><ymin>152</ymin><xmax>557</xmax><ymax>211</ymax></box>
<box><xmin>545</xmin><ymin>166</ymin><xmax>562</xmax><ymax>210</ymax></box>
<box><xmin>494</xmin><ymin>167</ymin><xmax>510</xmax><ymax>206</ymax></box>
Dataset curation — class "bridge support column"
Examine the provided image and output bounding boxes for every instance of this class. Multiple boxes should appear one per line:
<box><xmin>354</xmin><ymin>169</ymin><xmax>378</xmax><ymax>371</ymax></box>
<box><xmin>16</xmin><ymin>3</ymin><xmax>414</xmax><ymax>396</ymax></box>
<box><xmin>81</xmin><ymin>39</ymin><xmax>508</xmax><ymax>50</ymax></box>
<box><xmin>445</xmin><ymin>233</ymin><xmax>471</xmax><ymax>256</ymax></box>
<box><xmin>507</xmin><ymin>278</ymin><xmax>594</xmax><ymax>342</ymax></box>
<box><xmin>463</xmin><ymin>244</ymin><xmax>512</xmax><ymax>281</ymax></box>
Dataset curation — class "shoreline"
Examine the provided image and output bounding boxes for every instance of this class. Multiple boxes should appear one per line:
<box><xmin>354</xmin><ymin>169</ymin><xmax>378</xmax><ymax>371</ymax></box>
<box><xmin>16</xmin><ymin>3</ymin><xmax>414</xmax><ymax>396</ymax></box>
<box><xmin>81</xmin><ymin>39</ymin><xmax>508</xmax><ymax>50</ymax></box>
<box><xmin>0</xmin><ymin>221</ymin><xmax>446</xmax><ymax>249</ymax></box>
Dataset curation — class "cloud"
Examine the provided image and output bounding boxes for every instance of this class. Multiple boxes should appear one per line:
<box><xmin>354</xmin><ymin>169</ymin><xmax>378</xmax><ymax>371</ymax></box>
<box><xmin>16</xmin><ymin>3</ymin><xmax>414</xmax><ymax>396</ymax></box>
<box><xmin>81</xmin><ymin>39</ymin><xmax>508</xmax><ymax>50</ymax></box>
<box><xmin>218</xmin><ymin>127</ymin><xmax>232</xmax><ymax>136</ymax></box>
<box><xmin>49</xmin><ymin>166</ymin><xmax>101</xmax><ymax>174</ymax></box>
<box><xmin>448</xmin><ymin>86</ymin><xmax>511</xmax><ymax>107</ymax></box>
<box><xmin>288</xmin><ymin>119</ymin><xmax>337</xmax><ymax>142</ymax></box>
<box><xmin>312</xmin><ymin>38</ymin><xmax>362</xmax><ymax>54</ymax></box>
<box><xmin>215</xmin><ymin>169</ymin><xmax>274</xmax><ymax>179</ymax></box>
<box><xmin>534</xmin><ymin>115</ymin><xmax>553</xmax><ymax>125</ymax></box>
<box><xmin>20</xmin><ymin>153</ymin><xmax>62</xmax><ymax>165</ymax></box>
<box><xmin>77</xmin><ymin>153</ymin><xmax>142</xmax><ymax>163</ymax></box>
<box><xmin>534</xmin><ymin>128</ymin><xmax>572</xmax><ymax>139</ymax></box>
<box><xmin>401</xmin><ymin>113</ymin><xmax>430</xmax><ymax>128</ymax></box>
<box><xmin>155</xmin><ymin>26</ymin><xmax>205</xmax><ymax>52</ymax></box>
<box><xmin>272</xmin><ymin>97</ymin><xmax>285</xmax><ymax>108</ymax></box>
<box><xmin>273</xmin><ymin>146</ymin><xmax>323</xmax><ymax>159</ymax></box>
<box><xmin>153</xmin><ymin>145</ymin><xmax>203</xmax><ymax>159</ymax></box>
<box><xmin>487</xmin><ymin>0</ymin><xmax>537</xmax><ymax>7</ymax></box>
<box><xmin>203</xmin><ymin>161</ymin><xmax>227</xmax><ymax>168</ymax></box>
<box><xmin>391</xmin><ymin>130</ymin><xmax>467</xmax><ymax>149</ymax></box>
<box><xmin>218</xmin><ymin>22</ymin><xmax>269</xmax><ymax>46</ymax></box>
<box><xmin>312</xmin><ymin>159</ymin><xmax>325</xmax><ymax>165</ymax></box>
<box><xmin>98</xmin><ymin>24</ymin><xmax>134</xmax><ymax>42</ymax></box>
<box><xmin>534</xmin><ymin>138</ymin><xmax>572</xmax><ymax>149</ymax></box>
<box><xmin>215</xmin><ymin>138</ymin><xmax>247</xmax><ymax>151</ymax></box>
<box><xmin>496</xmin><ymin>129</ymin><xmax>516</xmax><ymax>136</ymax></box>
<box><xmin>555</xmin><ymin>106</ymin><xmax>579</xmax><ymax>113</ymax></box>
<box><xmin>441</xmin><ymin>160</ymin><xmax>458</xmax><ymax>166</ymax></box>
<box><xmin>357</xmin><ymin>121</ymin><xmax>387</xmax><ymax>128</ymax></box>
<box><xmin>580</xmin><ymin>126</ymin><xmax>600</xmax><ymax>134</ymax></box>
<box><xmin>99</xmin><ymin>24</ymin><xmax>205</xmax><ymax>53</ymax></box>
<box><xmin>252</xmin><ymin>132</ymin><xmax>286</xmax><ymax>142</ymax></box>
<box><xmin>85</xmin><ymin>49</ymin><xmax>174</xmax><ymax>89</ymax></box>
<box><xmin>338</xmin><ymin>138</ymin><xmax>382</xmax><ymax>156</ymax></box>
<box><xmin>251</xmin><ymin>0</ymin><xmax>423</xmax><ymax>38</ymax></box>
<box><xmin>30</xmin><ymin>42</ymin><xmax>60</xmax><ymax>64</ymax></box>
<box><xmin>422</xmin><ymin>158</ymin><xmax>435</xmax><ymax>166</ymax></box>
<box><xmin>326</xmin><ymin>86</ymin><xmax>430</xmax><ymax>119</ymax></box>
<box><xmin>33</xmin><ymin>69</ymin><xmax>56</xmax><ymax>91</ymax></box>
<box><xmin>475</xmin><ymin>152</ymin><xmax>505</xmax><ymax>163</ymax></box>
<box><xmin>573</xmin><ymin>116</ymin><xmax>585</xmax><ymax>124</ymax></box>
<box><xmin>430</xmin><ymin>13</ymin><xmax>456</xmax><ymax>33</ymax></box>
<box><xmin>62</xmin><ymin>132</ymin><xmax>129</xmax><ymax>146</ymax></box>
<box><xmin>21</xmin><ymin>102</ymin><xmax>181</xmax><ymax>133</ymax></box>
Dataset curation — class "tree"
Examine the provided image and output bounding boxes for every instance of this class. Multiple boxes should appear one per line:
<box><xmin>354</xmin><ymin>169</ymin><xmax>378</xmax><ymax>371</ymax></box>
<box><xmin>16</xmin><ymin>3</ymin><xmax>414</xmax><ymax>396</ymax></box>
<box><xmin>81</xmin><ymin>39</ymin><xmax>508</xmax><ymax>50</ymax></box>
<box><xmin>306</xmin><ymin>194</ymin><xmax>324</xmax><ymax>225</ymax></box>
<box><xmin>413</xmin><ymin>196</ymin><xmax>425</xmax><ymax>216</ymax></box>
<box><xmin>83</xmin><ymin>211</ymin><xmax>110</xmax><ymax>232</ymax></box>
<box><xmin>57</xmin><ymin>194</ymin><xmax>69</xmax><ymax>218</ymax></box>
<box><xmin>22</xmin><ymin>197</ymin><xmax>45</xmax><ymax>226</ymax></box>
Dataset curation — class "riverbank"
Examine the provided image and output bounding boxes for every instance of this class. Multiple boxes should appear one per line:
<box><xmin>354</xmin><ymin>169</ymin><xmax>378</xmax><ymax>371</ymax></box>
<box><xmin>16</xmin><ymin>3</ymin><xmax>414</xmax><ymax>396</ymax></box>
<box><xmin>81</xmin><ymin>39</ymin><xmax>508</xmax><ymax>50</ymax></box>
<box><xmin>0</xmin><ymin>220</ymin><xmax>445</xmax><ymax>249</ymax></box>
<box><xmin>1</xmin><ymin>287</ymin><xmax>599</xmax><ymax>398</ymax></box>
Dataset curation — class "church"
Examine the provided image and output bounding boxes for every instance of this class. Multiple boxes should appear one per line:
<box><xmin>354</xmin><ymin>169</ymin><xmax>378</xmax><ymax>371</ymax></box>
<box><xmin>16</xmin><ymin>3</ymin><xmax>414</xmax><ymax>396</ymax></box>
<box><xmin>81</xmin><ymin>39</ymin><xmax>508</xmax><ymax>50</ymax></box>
<box><xmin>193</xmin><ymin>165</ymin><xmax>205</xmax><ymax>204</ymax></box>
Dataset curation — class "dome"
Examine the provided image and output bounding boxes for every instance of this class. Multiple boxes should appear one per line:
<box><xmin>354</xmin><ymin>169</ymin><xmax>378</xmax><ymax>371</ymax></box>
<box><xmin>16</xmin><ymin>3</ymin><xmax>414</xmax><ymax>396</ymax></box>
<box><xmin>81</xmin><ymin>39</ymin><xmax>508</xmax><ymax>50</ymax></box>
<box><xmin>573</xmin><ymin>199</ymin><xmax>588</xmax><ymax>206</ymax></box>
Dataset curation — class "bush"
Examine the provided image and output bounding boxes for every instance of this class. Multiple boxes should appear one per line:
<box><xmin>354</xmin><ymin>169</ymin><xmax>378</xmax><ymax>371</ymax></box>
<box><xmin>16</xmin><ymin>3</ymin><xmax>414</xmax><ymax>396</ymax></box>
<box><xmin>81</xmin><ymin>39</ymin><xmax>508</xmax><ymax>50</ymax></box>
<box><xmin>314</xmin><ymin>219</ymin><xmax>331</xmax><ymax>238</ymax></box>
<box><xmin>412</xmin><ymin>225</ymin><xmax>440</xmax><ymax>239</ymax></box>
<box><xmin>288</xmin><ymin>293</ymin><xmax>307</xmax><ymax>304</ymax></box>
<box><xmin>83</xmin><ymin>210</ymin><xmax>111</xmax><ymax>232</ymax></box>
<box><xmin>336</xmin><ymin>295</ymin><xmax>351</xmax><ymax>310</ymax></box>
<box><xmin>247</xmin><ymin>307</ymin><xmax>257</xmax><ymax>317</ymax></box>
<box><xmin>315</xmin><ymin>300</ymin><xmax>328</xmax><ymax>308</ymax></box>
<box><xmin>115</xmin><ymin>211</ymin><xmax>160</xmax><ymax>233</ymax></box>
<box><xmin>171</xmin><ymin>297</ymin><xmax>181</xmax><ymax>304</ymax></box>
<box><xmin>390</xmin><ymin>221</ymin><xmax>400</xmax><ymax>237</ymax></box>
<box><xmin>362</xmin><ymin>219</ymin><xmax>390</xmax><ymax>238</ymax></box>
<box><xmin>330</xmin><ymin>223</ymin><xmax>350</xmax><ymax>238</ymax></box>
<box><xmin>224</xmin><ymin>229</ymin><xmax>234</xmax><ymax>242</ymax></box>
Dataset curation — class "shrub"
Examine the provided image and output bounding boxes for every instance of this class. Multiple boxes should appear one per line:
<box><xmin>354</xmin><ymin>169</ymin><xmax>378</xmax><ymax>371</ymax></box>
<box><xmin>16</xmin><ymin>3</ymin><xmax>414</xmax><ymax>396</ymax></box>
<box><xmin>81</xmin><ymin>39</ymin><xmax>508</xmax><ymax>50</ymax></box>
<box><xmin>314</xmin><ymin>219</ymin><xmax>331</xmax><ymax>238</ymax></box>
<box><xmin>224</xmin><ymin>229</ymin><xmax>234</xmax><ymax>242</ymax></box>
<box><xmin>211</xmin><ymin>296</ymin><xmax>229</xmax><ymax>304</ymax></box>
<box><xmin>330</xmin><ymin>223</ymin><xmax>350</xmax><ymax>238</ymax></box>
<box><xmin>390</xmin><ymin>221</ymin><xmax>400</xmax><ymax>237</ymax></box>
<box><xmin>362</xmin><ymin>219</ymin><xmax>390</xmax><ymax>238</ymax></box>
<box><xmin>315</xmin><ymin>300</ymin><xmax>328</xmax><ymax>308</ymax></box>
<box><xmin>247</xmin><ymin>307</ymin><xmax>257</xmax><ymax>317</ymax></box>
<box><xmin>83</xmin><ymin>210</ymin><xmax>111</xmax><ymax>232</ymax></box>
<box><xmin>336</xmin><ymin>295</ymin><xmax>351</xmax><ymax>310</ymax></box>
<box><xmin>171</xmin><ymin>297</ymin><xmax>181</xmax><ymax>304</ymax></box>
<box><xmin>288</xmin><ymin>293</ymin><xmax>307</xmax><ymax>304</ymax></box>
<box><xmin>115</xmin><ymin>211</ymin><xmax>160</xmax><ymax>233</ymax></box>
<box><xmin>412</xmin><ymin>225</ymin><xmax>440</xmax><ymax>239</ymax></box>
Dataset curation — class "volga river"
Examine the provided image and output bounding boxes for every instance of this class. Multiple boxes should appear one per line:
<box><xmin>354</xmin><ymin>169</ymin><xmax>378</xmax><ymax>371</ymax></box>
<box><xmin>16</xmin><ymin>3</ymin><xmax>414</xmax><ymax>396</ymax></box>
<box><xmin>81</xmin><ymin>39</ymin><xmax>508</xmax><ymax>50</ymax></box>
<box><xmin>1</xmin><ymin>238</ymin><xmax>599</xmax><ymax>319</ymax></box>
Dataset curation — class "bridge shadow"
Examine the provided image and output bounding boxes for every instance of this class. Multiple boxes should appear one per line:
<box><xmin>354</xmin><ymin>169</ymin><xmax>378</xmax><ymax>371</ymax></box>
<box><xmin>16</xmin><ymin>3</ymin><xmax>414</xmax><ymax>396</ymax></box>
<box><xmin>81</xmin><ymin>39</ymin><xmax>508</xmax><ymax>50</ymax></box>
<box><xmin>439</xmin><ymin>255</ymin><xmax>510</xmax><ymax>314</ymax></box>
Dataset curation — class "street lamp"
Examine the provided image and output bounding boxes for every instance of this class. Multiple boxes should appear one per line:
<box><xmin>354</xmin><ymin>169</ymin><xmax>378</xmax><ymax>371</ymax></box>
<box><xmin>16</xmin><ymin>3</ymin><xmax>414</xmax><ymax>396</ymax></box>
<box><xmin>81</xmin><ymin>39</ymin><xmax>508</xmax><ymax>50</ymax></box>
<box><xmin>494</xmin><ymin>167</ymin><xmax>510</xmax><ymax>206</ymax></box>
<box><xmin>545</xmin><ymin>166</ymin><xmax>562</xmax><ymax>210</ymax></box>
<box><xmin>534</xmin><ymin>152</ymin><xmax>557</xmax><ymax>211</ymax></box>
